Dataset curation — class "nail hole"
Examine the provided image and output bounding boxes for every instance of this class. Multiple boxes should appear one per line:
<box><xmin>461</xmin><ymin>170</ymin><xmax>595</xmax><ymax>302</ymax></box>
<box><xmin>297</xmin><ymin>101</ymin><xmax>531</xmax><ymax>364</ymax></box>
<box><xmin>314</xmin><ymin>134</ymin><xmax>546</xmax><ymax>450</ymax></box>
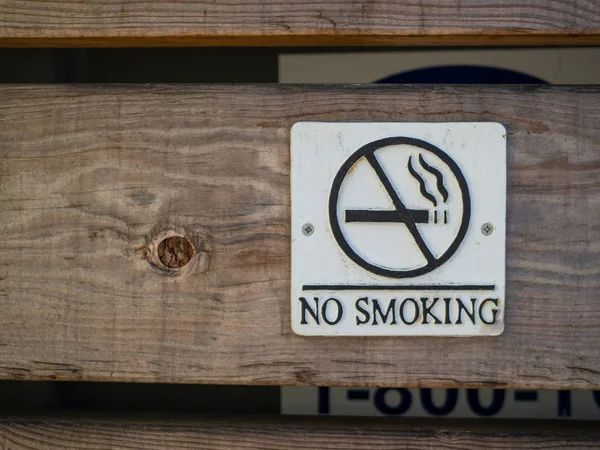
<box><xmin>157</xmin><ymin>236</ymin><xmax>195</xmax><ymax>269</ymax></box>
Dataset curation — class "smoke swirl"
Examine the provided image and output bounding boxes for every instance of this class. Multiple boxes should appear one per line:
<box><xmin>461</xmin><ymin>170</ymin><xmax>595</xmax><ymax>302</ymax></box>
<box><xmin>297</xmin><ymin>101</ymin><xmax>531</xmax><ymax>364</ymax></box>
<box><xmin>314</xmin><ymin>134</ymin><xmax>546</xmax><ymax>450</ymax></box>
<box><xmin>408</xmin><ymin>155</ymin><xmax>437</xmax><ymax>207</ymax></box>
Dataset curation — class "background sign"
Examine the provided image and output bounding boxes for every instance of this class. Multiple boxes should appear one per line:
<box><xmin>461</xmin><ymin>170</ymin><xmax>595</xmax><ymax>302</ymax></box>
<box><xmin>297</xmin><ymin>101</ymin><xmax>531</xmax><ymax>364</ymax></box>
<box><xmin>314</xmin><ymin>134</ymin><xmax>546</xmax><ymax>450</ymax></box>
<box><xmin>282</xmin><ymin>387</ymin><xmax>600</xmax><ymax>420</ymax></box>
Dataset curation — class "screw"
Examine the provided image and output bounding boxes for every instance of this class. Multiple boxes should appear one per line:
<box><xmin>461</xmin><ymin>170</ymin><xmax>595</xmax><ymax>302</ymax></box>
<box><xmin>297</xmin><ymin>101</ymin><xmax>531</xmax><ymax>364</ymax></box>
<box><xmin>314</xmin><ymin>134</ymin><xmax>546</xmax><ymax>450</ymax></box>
<box><xmin>481</xmin><ymin>223</ymin><xmax>494</xmax><ymax>236</ymax></box>
<box><xmin>302</xmin><ymin>223</ymin><xmax>314</xmax><ymax>236</ymax></box>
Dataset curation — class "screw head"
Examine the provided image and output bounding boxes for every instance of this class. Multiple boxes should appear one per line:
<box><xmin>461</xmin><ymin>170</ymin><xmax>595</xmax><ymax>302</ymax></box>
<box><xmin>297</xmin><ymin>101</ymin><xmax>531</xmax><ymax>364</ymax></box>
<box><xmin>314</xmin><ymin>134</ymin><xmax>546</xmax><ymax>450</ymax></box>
<box><xmin>302</xmin><ymin>223</ymin><xmax>314</xmax><ymax>236</ymax></box>
<box><xmin>481</xmin><ymin>223</ymin><xmax>494</xmax><ymax>236</ymax></box>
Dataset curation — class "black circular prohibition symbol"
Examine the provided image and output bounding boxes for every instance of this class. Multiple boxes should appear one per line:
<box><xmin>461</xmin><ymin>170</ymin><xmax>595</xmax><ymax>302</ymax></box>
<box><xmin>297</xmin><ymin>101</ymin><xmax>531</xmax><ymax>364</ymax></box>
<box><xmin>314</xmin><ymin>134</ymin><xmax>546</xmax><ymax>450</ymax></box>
<box><xmin>328</xmin><ymin>137</ymin><xmax>471</xmax><ymax>278</ymax></box>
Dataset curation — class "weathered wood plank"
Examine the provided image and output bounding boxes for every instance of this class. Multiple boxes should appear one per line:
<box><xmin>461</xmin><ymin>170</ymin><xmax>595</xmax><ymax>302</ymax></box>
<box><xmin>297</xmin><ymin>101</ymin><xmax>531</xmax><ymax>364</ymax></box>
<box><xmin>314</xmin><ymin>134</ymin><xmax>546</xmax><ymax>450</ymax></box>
<box><xmin>1</xmin><ymin>414</ymin><xmax>600</xmax><ymax>449</ymax></box>
<box><xmin>0</xmin><ymin>85</ymin><xmax>599</xmax><ymax>389</ymax></box>
<box><xmin>1</xmin><ymin>1</ymin><xmax>600</xmax><ymax>47</ymax></box>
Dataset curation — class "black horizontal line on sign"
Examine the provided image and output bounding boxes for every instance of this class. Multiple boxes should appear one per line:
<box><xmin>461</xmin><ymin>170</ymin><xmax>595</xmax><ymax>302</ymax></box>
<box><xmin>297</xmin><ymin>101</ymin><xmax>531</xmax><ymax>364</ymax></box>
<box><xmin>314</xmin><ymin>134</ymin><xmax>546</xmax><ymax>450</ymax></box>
<box><xmin>347</xmin><ymin>389</ymin><xmax>370</xmax><ymax>400</ymax></box>
<box><xmin>514</xmin><ymin>390</ymin><xmax>539</xmax><ymax>402</ymax></box>
<box><xmin>302</xmin><ymin>285</ymin><xmax>496</xmax><ymax>291</ymax></box>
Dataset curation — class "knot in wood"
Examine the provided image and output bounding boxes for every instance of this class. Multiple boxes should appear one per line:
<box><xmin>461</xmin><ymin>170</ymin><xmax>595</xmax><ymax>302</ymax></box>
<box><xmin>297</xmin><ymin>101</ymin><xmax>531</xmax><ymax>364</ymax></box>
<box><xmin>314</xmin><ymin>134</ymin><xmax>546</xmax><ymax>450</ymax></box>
<box><xmin>157</xmin><ymin>236</ymin><xmax>194</xmax><ymax>269</ymax></box>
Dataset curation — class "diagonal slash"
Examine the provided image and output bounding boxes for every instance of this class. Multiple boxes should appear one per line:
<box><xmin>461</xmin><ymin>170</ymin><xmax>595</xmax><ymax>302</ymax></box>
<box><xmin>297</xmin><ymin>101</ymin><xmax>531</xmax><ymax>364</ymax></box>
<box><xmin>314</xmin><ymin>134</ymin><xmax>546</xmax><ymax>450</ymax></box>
<box><xmin>365</xmin><ymin>152</ymin><xmax>435</xmax><ymax>264</ymax></box>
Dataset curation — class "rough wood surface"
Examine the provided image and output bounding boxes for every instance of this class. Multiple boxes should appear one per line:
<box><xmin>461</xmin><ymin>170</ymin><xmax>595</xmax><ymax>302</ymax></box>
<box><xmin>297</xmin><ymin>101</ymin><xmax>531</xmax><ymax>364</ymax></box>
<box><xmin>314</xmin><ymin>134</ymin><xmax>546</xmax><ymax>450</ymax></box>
<box><xmin>1</xmin><ymin>1</ymin><xmax>600</xmax><ymax>47</ymax></box>
<box><xmin>0</xmin><ymin>414</ymin><xmax>599</xmax><ymax>449</ymax></box>
<box><xmin>0</xmin><ymin>85</ymin><xmax>599</xmax><ymax>389</ymax></box>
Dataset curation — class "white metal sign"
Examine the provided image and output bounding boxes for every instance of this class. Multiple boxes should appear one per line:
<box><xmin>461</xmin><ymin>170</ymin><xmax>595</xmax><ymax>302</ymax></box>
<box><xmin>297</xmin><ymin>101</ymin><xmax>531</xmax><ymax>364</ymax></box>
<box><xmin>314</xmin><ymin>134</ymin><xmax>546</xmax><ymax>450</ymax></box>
<box><xmin>291</xmin><ymin>122</ymin><xmax>506</xmax><ymax>336</ymax></box>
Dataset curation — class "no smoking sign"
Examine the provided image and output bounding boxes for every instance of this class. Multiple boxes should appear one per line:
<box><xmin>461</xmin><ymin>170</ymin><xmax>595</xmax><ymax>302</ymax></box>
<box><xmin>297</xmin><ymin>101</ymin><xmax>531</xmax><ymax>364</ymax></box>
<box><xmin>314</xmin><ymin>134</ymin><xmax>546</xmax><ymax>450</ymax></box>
<box><xmin>291</xmin><ymin>123</ymin><xmax>506</xmax><ymax>336</ymax></box>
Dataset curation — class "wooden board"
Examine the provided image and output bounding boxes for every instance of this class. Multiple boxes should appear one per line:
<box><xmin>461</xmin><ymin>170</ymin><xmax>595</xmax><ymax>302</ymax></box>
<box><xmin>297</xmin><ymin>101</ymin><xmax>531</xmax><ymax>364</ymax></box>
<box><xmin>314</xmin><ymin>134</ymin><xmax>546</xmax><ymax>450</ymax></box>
<box><xmin>1</xmin><ymin>414</ymin><xmax>600</xmax><ymax>449</ymax></box>
<box><xmin>0</xmin><ymin>85</ymin><xmax>599</xmax><ymax>389</ymax></box>
<box><xmin>1</xmin><ymin>1</ymin><xmax>600</xmax><ymax>47</ymax></box>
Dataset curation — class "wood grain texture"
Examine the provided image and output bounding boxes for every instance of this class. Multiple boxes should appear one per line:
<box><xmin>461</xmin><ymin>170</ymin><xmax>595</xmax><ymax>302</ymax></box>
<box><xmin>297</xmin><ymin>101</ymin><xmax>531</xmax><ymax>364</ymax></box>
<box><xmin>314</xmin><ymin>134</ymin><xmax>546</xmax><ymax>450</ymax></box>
<box><xmin>0</xmin><ymin>85</ymin><xmax>599</xmax><ymax>389</ymax></box>
<box><xmin>0</xmin><ymin>1</ymin><xmax>600</xmax><ymax>47</ymax></box>
<box><xmin>1</xmin><ymin>415</ymin><xmax>600</xmax><ymax>449</ymax></box>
